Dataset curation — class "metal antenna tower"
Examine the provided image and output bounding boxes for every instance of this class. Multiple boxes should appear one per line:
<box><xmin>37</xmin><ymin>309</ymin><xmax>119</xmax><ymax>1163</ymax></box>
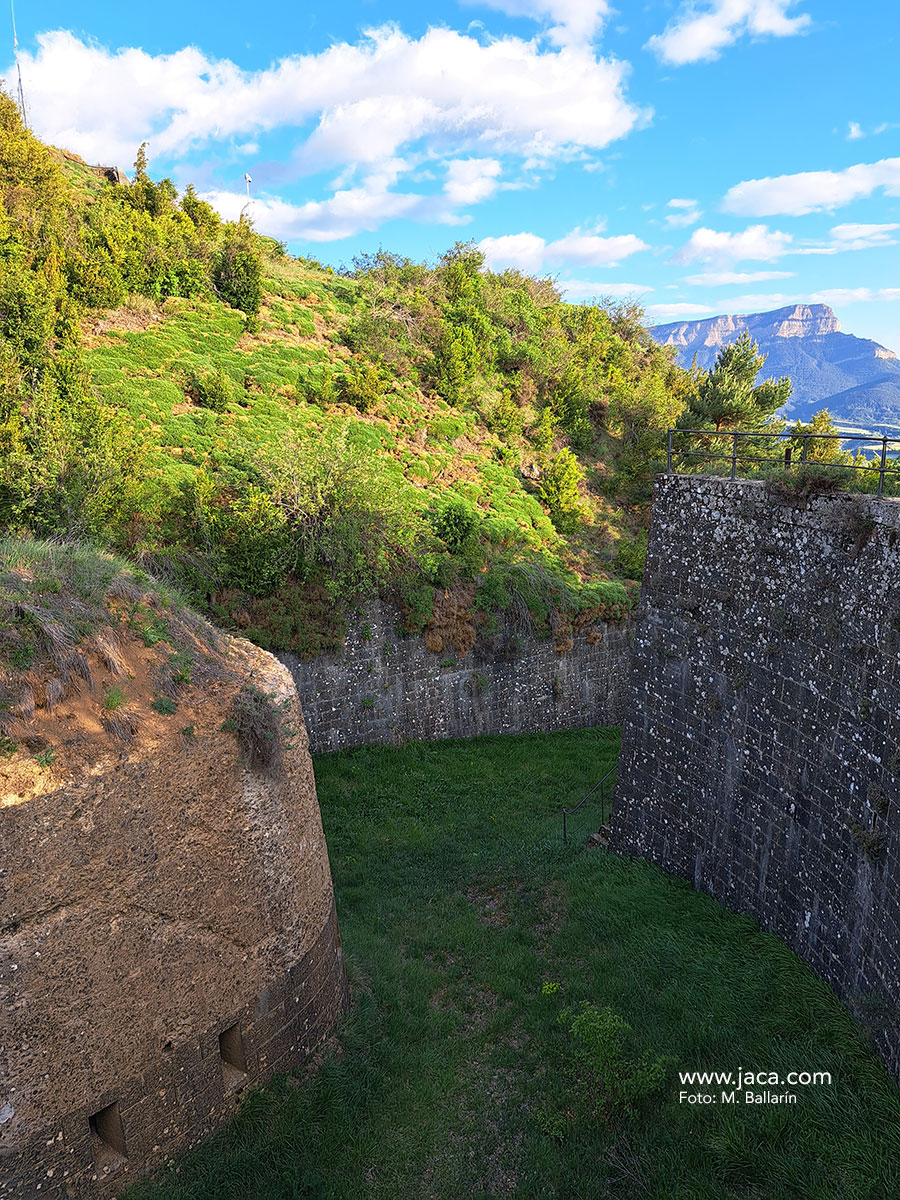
<box><xmin>10</xmin><ymin>0</ymin><xmax>27</xmax><ymax>128</ymax></box>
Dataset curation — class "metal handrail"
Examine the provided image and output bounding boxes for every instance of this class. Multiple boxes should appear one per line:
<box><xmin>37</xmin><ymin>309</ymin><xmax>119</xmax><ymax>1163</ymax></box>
<box><xmin>666</xmin><ymin>428</ymin><xmax>900</xmax><ymax>499</ymax></box>
<box><xmin>561</xmin><ymin>764</ymin><xmax>617</xmax><ymax>844</ymax></box>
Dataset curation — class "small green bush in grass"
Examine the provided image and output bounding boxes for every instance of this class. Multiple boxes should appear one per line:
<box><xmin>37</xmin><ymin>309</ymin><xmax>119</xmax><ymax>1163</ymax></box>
<box><xmin>187</xmin><ymin>367</ymin><xmax>231</xmax><ymax>413</ymax></box>
<box><xmin>429</xmin><ymin>497</ymin><xmax>479</xmax><ymax>555</ymax></box>
<box><xmin>336</xmin><ymin>359</ymin><xmax>387</xmax><ymax>413</ymax></box>
<box><xmin>558</xmin><ymin>1001</ymin><xmax>673</xmax><ymax>1120</ymax></box>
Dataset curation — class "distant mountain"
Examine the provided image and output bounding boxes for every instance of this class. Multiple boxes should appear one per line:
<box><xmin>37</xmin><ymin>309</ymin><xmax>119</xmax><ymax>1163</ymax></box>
<box><xmin>651</xmin><ymin>304</ymin><xmax>900</xmax><ymax>429</ymax></box>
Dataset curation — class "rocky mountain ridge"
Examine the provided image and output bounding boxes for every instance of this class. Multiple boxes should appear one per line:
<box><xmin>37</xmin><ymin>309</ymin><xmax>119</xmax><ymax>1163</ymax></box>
<box><xmin>652</xmin><ymin>304</ymin><xmax>900</xmax><ymax>428</ymax></box>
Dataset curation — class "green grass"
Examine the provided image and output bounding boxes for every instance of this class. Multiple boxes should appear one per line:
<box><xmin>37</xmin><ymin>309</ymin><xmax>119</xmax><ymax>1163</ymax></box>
<box><xmin>103</xmin><ymin>685</ymin><xmax>127</xmax><ymax>711</ymax></box>
<box><xmin>129</xmin><ymin>729</ymin><xmax>900</xmax><ymax>1200</ymax></box>
<box><xmin>83</xmin><ymin>289</ymin><xmax>562</xmax><ymax>559</ymax></box>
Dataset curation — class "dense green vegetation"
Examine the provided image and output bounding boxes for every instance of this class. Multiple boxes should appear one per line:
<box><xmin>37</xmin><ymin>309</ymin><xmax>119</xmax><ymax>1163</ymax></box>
<box><xmin>0</xmin><ymin>97</ymin><xmax>695</xmax><ymax>650</ymax></box>
<box><xmin>128</xmin><ymin>729</ymin><xmax>900</xmax><ymax>1200</ymax></box>
<box><xmin>2</xmin><ymin>97</ymin><xmax>884</xmax><ymax>653</ymax></box>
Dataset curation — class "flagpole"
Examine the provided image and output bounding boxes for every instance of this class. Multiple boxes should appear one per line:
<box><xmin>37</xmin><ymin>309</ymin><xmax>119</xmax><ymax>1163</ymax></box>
<box><xmin>10</xmin><ymin>0</ymin><xmax>28</xmax><ymax>128</ymax></box>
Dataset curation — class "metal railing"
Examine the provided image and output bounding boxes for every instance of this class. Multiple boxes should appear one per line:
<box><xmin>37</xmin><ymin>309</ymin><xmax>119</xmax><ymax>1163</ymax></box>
<box><xmin>666</xmin><ymin>428</ymin><xmax>900</xmax><ymax>499</ymax></box>
<box><xmin>561</xmin><ymin>764</ymin><xmax>617</xmax><ymax>844</ymax></box>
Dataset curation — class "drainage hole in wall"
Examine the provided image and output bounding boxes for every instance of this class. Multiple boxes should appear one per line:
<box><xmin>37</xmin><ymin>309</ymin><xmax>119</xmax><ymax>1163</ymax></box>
<box><xmin>89</xmin><ymin>1101</ymin><xmax>127</xmax><ymax>1172</ymax></box>
<box><xmin>219</xmin><ymin>1022</ymin><xmax>248</xmax><ymax>1090</ymax></box>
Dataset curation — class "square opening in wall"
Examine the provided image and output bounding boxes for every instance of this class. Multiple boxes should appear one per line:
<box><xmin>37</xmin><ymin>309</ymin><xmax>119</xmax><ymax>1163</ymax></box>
<box><xmin>88</xmin><ymin>1101</ymin><xmax>127</xmax><ymax>1171</ymax></box>
<box><xmin>219</xmin><ymin>1022</ymin><xmax>248</xmax><ymax>1089</ymax></box>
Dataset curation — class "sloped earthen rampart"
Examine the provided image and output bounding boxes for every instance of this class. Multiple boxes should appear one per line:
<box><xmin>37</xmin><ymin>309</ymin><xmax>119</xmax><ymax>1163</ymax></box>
<box><xmin>1</xmin><ymin>639</ymin><xmax>347</xmax><ymax>1198</ymax></box>
<box><xmin>610</xmin><ymin>474</ymin><xmax>900</xmax><ymax>1084</ymax></box>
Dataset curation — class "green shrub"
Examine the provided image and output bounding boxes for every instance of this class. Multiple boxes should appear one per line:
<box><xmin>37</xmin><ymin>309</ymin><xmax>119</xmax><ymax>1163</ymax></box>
<box><xmin>432</xmin><ymin>323</ymin><xmax>479</xmax><ymax>404</ymax></box>
<box><xmin>180</xmin><ymin>184</ymin><xmax>221</xmax><ymax>237</ymax></box>
<box><xmin>395</xmin><ymin>577</ymin><xmax>435</xmax><ymax>632</ymax></box>
<box><xmin>534</xmin><ymin>406</ymin><xmax>555</xmax><ymax>453</ymax></box>
<box><xmin>337</xmin><ymin>359</ymin><xmax>386</xmax><ymax>413</ymax></box>
<box><xmin>486</xmin><ymin>391</ymin><xmax>524</xmax><ymax>440</ymax></box>
<box><xmin>256</xmin><ymin>429</ymin><xmax>431</xmax><ymax>606</ymax></box>
<box><xmin>429</xmin><ymin>497</ymin><xmax>479</xmax><ymax>554</ymax></box>
<box><xmin>213</xmin><ymin>220</ymin><xmax>263</xmax><ymax>316</ymax></box>
<box><xmin>539</xmin><ymin>449</ymin><xmax>588</xmax><ymax>533</ymax></box>
<box><xmin>549</xmin><ymin>365</ymin><xmax>593</xmax><ymax>451</ymax></box>
<box><xmin>766</xmin><ymin>464</ymin><xmax>855</xmax><ymax>501</ymax></box>
<box><xmin>559</xmin><ymin>1002</ymin><xmax>673</xmax><ymax>1120</ymax></box>
<box><xmin>616</xmin><ymin>530</ymin><xmax>648</xmax><ymax>581</ymax></box>
<box><xmin>187</xmin><ymin>366</ymin><xmax>231</xmax><ymax>413</ymax></box>
<box><xmin>203</xmin><ymin>483</ymin><xmax>292</xmax><ymax>597</ymax></box>
<box><xmin>474</xmin><ymin>568</ymin><xmax>512</xmax><ymax>615</ymax></box>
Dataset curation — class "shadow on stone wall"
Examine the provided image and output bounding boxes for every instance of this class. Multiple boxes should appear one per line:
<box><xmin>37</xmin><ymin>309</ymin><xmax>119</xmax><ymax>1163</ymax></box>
<box><xmin>278</xmin><ymin>599</ymin><xmax>635</xmax><ymax>754</ymax></box>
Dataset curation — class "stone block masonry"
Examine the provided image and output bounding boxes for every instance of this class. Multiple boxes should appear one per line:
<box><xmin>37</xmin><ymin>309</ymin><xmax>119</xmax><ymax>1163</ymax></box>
<box><xmin>278</xmin><ymin>599</ymin><xmax>635</xmax><ymax>754</ymax></box>
<box><xmin>0</xmin><ymin>640</ymin><xmax>347</xmax><ymax>1198</ymax></box>
<box><xmin>609</xmin><ymin>474</ymin><xmax>900</xmax><ymax>1085</ymax></box>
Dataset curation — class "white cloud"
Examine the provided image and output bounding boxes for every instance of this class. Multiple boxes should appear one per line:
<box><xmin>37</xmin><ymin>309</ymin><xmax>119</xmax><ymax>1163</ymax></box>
<box><xmin>846</xmin><ymin>120</ymin><xmax>897</xmax><ymax>140</ymax></box>
<box><xmin>693</xmin><ymin>287</ymin><xmax>900</xmax><ymax>313</ymax></box>
<box><xmin>463</xmin><ymin>0</ymin><xmax>610</xmax><ymax>46</ymax></box>
<box><xmin>672</xmin><ymin>224</ymin><xmax>793</xmax><ymax>264</ymax></box>
<box><xmin>674</xmin><ymin>221</ymin><xmax>897</xmax><ymax>267</ymax></box>
<box><xmin>786</xmin><ymin>223</ymin><xmax>900</xmax><ymax>255</ymax></box>
<box><xmin>545</xmin><ymin>231</ymin><xmax>649</xmax><ymax>265</ymax></box>
<box><xmin>647</xmin><ymin>302</ymin><xmax>716</xmax><ymax>319</ymax></box>
<box><xmin>10</xmin><ymin>27</ymin><xmax>645</xmax><ymax>173</ymax></box>
<box><xmin>683</xmin><ymin>269</ymin><xmax>795</xmax><ymax>285</ymax></box>
<box><xmin>722</xmin><ymin>157</ymin><xmax>900</xmax><ymax>216</ymax></box>
<box><xmin>710</xmin><ymin>292</ymin><xmax>792</xmax><ymax>310</ymax></box>
<box><xmin>560</xmin><ymin>280</ymin><xmax>653</xmax><ymax>299</ymax></box>
<box><xmin>443</xmin><ymin>158</ymin><xmax>503</xmax><ymax>207</ymax></box>
<box><xmin>664</xmin><ymin>198</ymin><xmax>703</xmax><ymax>228</ymax></box>
<box><xmin>830</xmin><ymin>222</ymin><xmax>899</xmax><ymax>245</ymax></box>
<box><xmin>202</xmin><ymin>156</ymin><xmax>502</xmax><ymax>241</ymax></box>
<box><xmin>204</xmin><ymin>171</ymin><xmax>428</xmax><ymax>242</ymax></box>
<box><xmin>478</xmin><ymin>232</ymin><xmax>547</xmax><ymax>272</ymax></box>
<box><xmin>809</xmin><ymin>287</ymin><xmax>900</xmax><ymax>306</ymax></box>
<box><xmin>647</xmin><ymin>0</ymin><xmax>810</xmax><ymax>66</ymax></box>
<box><xmin>479</xmin><ymin>227</ymin><xmax>649</xmax><ymax>270</ymax></box>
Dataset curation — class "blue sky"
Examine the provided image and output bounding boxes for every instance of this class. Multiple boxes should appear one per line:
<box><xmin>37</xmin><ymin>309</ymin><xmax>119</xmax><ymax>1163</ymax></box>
<box><xmin>6</xmin><ymin>0</ymin><xmax>900</xmax><ymax>347</ymax></box>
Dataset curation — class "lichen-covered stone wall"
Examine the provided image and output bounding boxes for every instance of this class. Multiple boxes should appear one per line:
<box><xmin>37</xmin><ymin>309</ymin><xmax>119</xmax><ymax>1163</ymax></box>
<box><xmin>279</xmin><ymin>599</ymin><xmax>635</xmax><ymax>754</ymax></box>
<box><xmin>609</xmin><ymin>474</ymin><xmax>900</xmax><ymax>1083</ymax></box>
<box><xmin>0</xmin><ymin>640</ymin><xmax>347</xmax><ymax>1199</ymax></box>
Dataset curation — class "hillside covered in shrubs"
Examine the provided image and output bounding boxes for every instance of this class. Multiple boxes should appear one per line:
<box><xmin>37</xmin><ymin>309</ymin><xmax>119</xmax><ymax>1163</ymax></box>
<box><xmin>0</xmin><ymin>95</ymin><xmax>694</xmax><ymax>653</ymax></box>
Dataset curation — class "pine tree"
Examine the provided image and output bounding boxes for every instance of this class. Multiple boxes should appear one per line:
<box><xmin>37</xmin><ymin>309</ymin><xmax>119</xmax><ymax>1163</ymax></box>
<box><xmin>679</xmin><ymin>331</ymin><xmax>791</xmax><ymax>431</ymax></box>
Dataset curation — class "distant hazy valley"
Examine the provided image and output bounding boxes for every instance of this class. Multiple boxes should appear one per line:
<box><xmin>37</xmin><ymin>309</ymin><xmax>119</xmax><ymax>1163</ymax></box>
<box><xmin>651</xmin><ymin>304</ymin><xmax>900</xmax><ymax>431</ymax></box>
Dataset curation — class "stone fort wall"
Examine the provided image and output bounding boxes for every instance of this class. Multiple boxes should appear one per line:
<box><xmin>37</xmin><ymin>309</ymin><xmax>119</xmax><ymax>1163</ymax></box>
<box><xmin>609</xmin><ymin>474</ymin><xmax>900</xmax><ymax>1084</ymax></box>
<box><xmin>0</xmin><ymin>641</ymin><xmax>347</xmax><ymax>1199</ymax></box>
<box><xmin>279</xmin><ymin>599</ymin><xmax>635</xmax><ymax>754</ymax></box>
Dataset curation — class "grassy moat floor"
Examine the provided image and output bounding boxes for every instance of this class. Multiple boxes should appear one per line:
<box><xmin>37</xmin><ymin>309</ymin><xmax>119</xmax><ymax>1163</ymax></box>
<box><xmin>132</xmin><ymin>728</ymin><xmax>900</xmax><ymax>1199</ymax></box>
